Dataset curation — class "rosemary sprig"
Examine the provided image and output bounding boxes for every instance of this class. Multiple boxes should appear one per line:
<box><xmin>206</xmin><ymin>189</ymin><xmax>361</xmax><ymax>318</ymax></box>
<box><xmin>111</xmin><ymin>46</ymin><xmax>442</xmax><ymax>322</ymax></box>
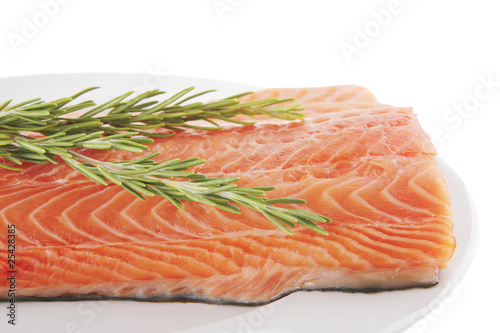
<box><xmin>0</xmin><ymin>87</ymin><xmax>305</xmax><ymax>137</ymax></box>
<box><xmin>67</xmin><ymin>152</ymin><xmax>330</xmax><ymax>235</ymax></box>
<box><xmin>0</xmin><ymin>87</ymin><xmax>330</xmax><ymax>235</ymax></box>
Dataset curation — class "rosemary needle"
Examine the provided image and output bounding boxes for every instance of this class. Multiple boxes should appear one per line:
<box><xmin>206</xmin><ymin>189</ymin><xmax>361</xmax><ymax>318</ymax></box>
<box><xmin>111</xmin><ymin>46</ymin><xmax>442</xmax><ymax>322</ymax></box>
<box><xmin>0</xmin><ymin>87</ymin><xmax>331</xmax><ymax>235</ymax></box>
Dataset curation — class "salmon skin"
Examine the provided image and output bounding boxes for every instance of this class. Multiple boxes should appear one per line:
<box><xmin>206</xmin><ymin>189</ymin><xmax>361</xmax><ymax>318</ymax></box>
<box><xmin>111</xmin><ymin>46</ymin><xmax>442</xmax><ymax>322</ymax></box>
<box><xmin>0</xmin><ymin>85</ymin><xmax>455</xmax><ymax>305</ymax></box>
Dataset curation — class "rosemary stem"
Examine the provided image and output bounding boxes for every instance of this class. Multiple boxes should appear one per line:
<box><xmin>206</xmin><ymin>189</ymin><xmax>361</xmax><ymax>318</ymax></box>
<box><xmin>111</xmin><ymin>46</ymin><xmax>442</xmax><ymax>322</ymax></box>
<box><xmin>0</xmin><ymin>87</ymin><xmax>330</xmax><ymax>235</ymax></box>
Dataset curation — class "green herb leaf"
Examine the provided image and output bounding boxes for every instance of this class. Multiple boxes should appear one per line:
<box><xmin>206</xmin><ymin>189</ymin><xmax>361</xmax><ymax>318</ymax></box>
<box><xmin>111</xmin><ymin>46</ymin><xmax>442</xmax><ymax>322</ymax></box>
<box><xmin>0</xmin><ymin>86</ymin><xmax>331</xmax><ymax>235</ymax></box>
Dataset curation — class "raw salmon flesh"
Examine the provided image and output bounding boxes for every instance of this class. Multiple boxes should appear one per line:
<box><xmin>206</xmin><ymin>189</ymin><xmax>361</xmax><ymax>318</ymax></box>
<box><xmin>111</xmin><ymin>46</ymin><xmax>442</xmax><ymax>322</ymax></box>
<box><xmin>0</xmin><ymin>85</ymin><xmax>455</xmax><ymax>304</ymax></box>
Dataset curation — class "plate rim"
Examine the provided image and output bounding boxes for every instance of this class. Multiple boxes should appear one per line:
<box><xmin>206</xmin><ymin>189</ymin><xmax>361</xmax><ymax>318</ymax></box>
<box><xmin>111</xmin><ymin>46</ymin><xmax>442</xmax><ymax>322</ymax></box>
<box><xmin>0</xmin><ymin>73</ymin><xmax>478</xmax><ymax>333</ymax></box>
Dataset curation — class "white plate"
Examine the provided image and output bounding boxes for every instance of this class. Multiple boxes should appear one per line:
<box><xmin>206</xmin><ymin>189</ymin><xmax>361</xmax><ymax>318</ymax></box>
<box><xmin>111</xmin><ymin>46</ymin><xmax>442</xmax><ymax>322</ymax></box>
<box><xmin>0</xmin><ymin>74</ymin><xmax>478</xmax><ymax>333</ymax></box>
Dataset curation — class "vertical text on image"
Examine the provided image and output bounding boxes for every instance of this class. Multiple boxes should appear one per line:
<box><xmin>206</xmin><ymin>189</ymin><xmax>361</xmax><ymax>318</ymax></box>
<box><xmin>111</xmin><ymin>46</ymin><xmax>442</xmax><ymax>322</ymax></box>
<box><xmin>6</xmin><ymin>224</ymin><xmax>17</xmax><ymax>325</ymax></box>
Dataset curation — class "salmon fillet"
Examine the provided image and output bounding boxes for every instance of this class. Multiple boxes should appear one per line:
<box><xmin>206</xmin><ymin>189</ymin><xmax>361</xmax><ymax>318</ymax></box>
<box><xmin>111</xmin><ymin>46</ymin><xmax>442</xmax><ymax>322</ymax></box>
<box><xmin>0</xmin><ymin>85</ymin><xmax>455</xmax><ymax>304</ymax></box>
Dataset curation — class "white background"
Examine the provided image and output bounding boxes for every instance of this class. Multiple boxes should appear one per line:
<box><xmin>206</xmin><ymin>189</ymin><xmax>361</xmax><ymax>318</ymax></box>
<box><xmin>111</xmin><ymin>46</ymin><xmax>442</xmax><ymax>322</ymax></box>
<box><xmin>0</xmin><ymin>0</ymin><xmax>498</xmax><ymax>332</ymax></box>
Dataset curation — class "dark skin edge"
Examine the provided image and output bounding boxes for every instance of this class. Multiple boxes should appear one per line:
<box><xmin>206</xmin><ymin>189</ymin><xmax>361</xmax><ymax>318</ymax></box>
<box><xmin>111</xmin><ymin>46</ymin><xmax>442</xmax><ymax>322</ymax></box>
<box><xmin>0</xmin><ymin>282</ymin><xmax>438</xmax><ymax>307</ymax></box>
